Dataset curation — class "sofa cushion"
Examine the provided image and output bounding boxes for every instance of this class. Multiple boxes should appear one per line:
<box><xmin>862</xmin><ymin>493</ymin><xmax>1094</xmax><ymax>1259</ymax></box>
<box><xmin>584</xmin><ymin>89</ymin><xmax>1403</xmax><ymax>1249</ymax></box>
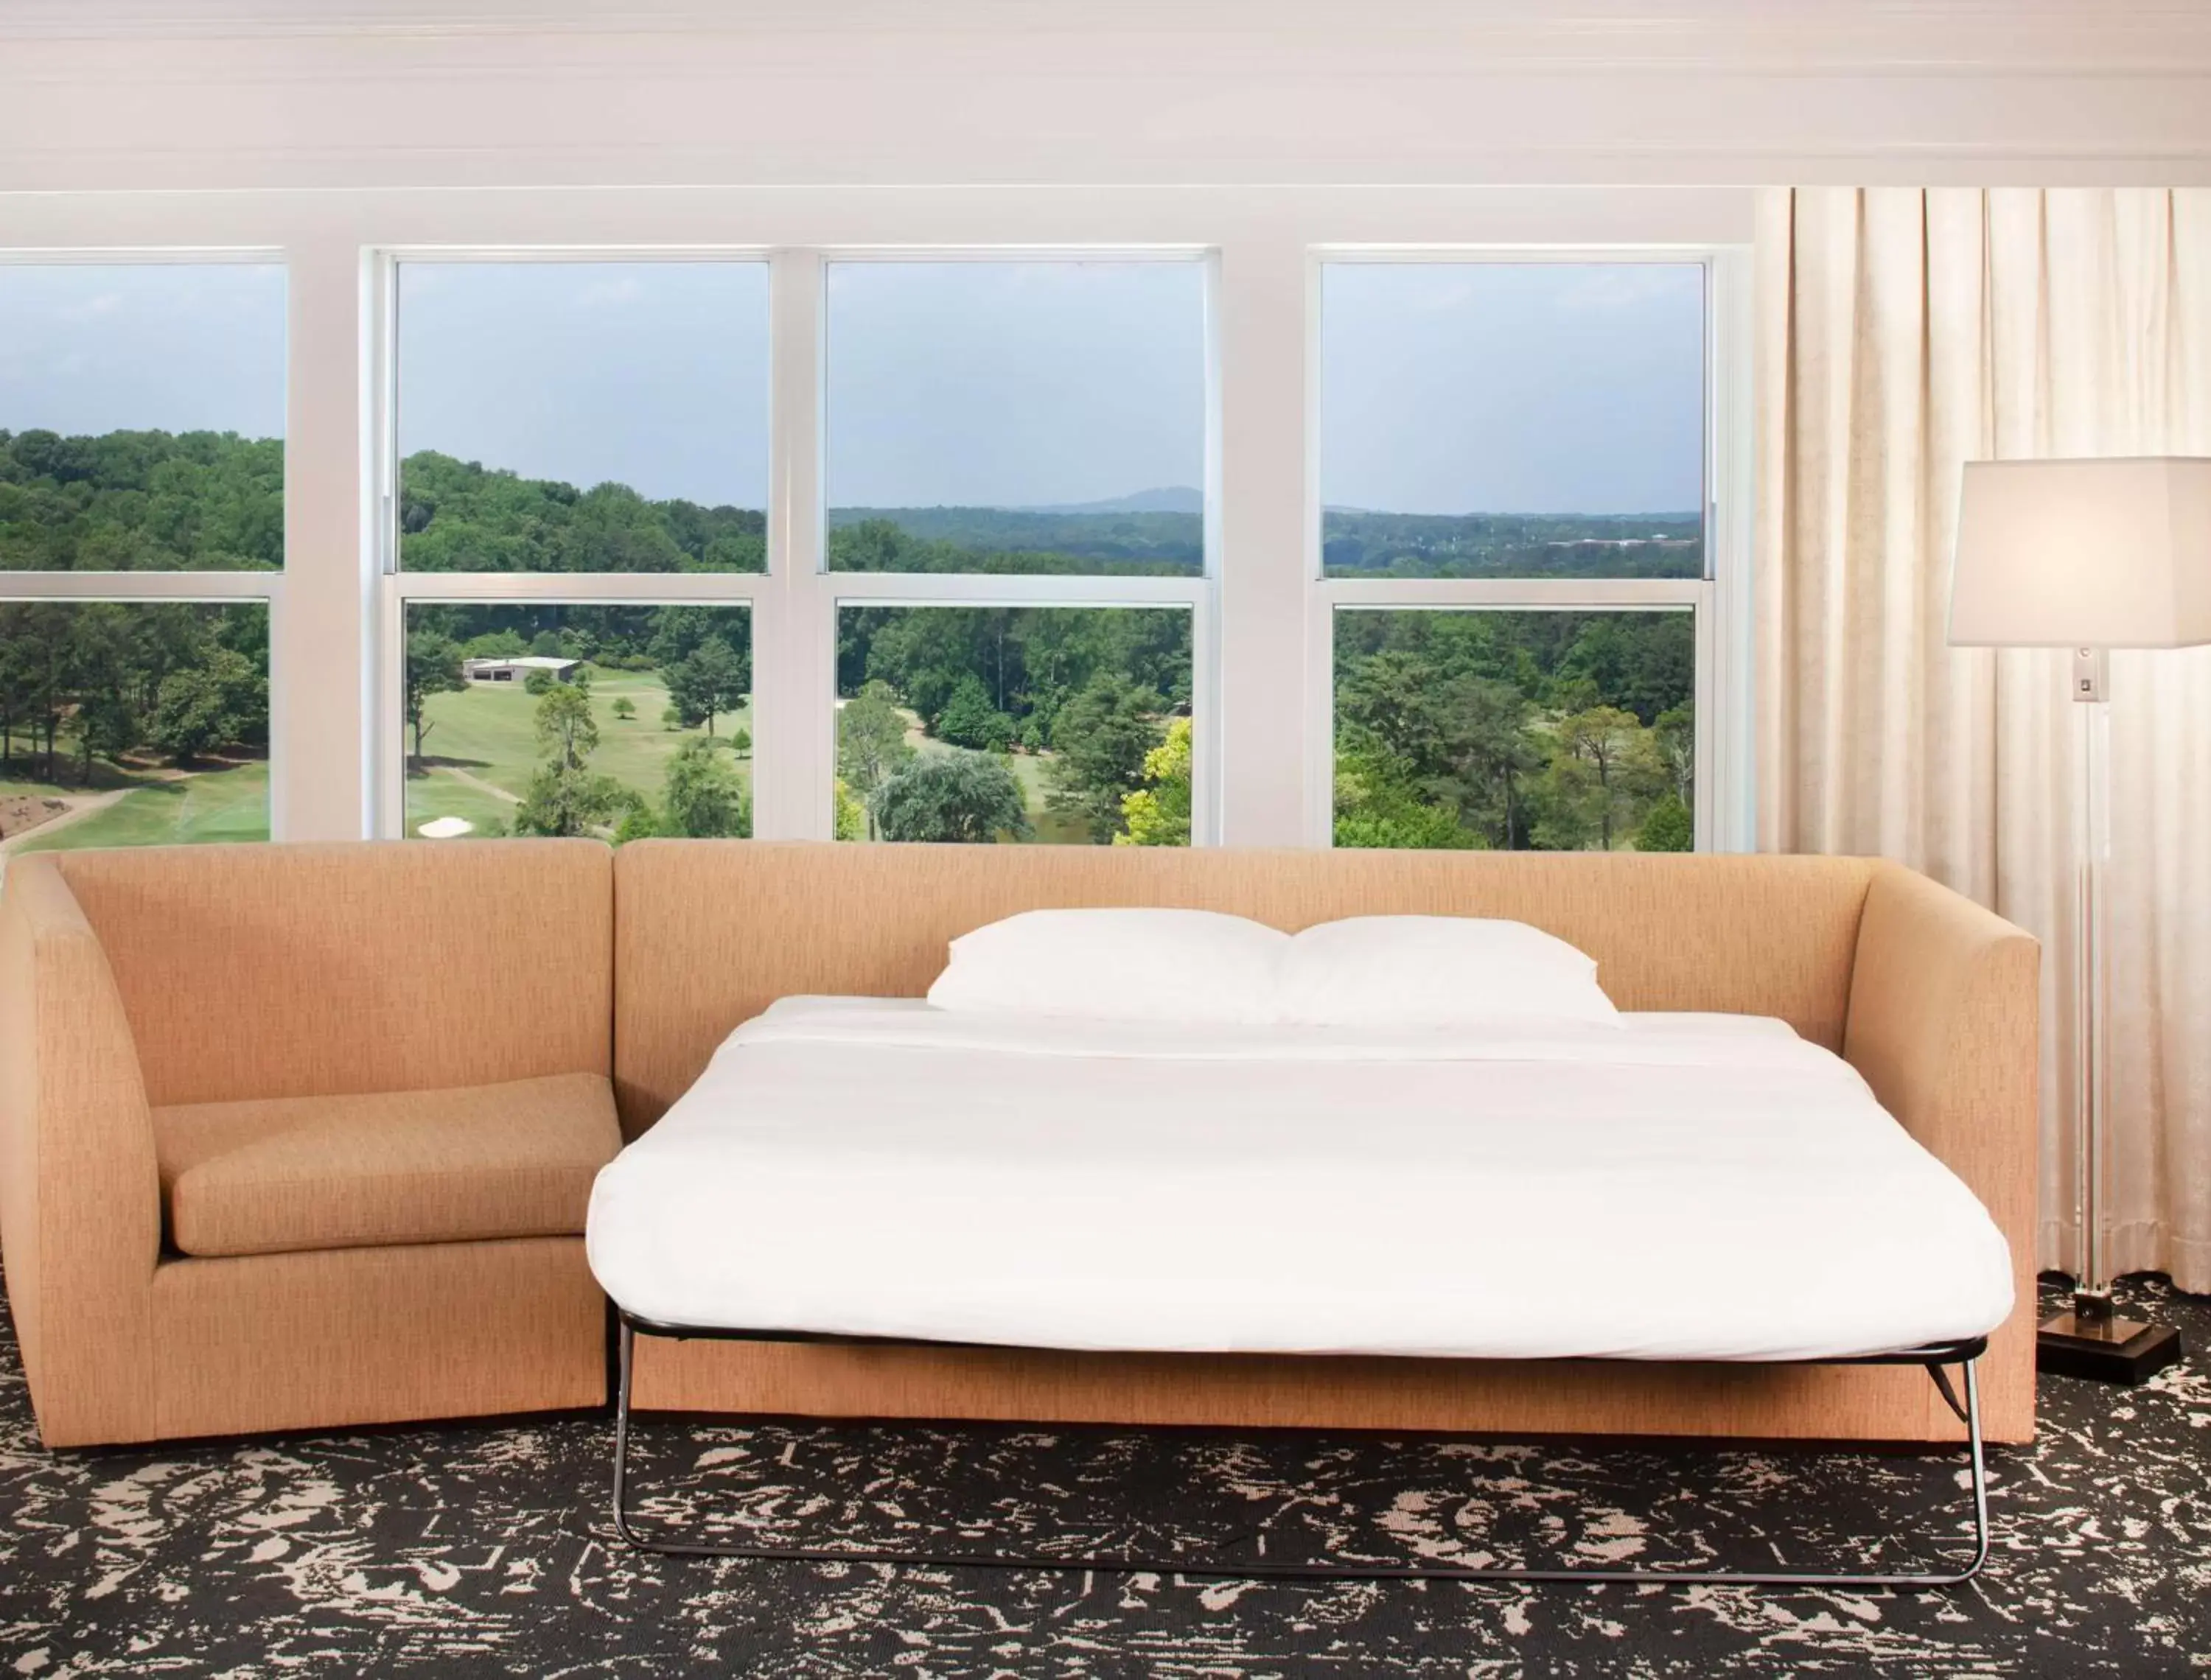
<box><xmin>153</xmin><ymin>1074</ymin><xmax>621</xmax><ymax>1259</ymax></box>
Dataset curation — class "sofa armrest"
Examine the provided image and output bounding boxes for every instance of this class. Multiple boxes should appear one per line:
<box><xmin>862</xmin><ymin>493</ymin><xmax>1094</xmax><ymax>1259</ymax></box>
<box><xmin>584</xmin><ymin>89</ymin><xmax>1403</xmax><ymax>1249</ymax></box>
<box><xmin>1842</xmin><ymin>860</ymin><xmax>2040</xmax><ymax>1436</ymax></box>
<box><xmin>0</xmin><ymin>855</ymin><xmax>161</xmax><ymax>1446</ymax></box>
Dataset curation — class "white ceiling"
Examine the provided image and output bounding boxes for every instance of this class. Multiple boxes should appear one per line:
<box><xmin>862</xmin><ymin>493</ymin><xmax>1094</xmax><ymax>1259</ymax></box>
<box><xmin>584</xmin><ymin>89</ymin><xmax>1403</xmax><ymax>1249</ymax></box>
<box><xmin>4</xmin><ymin>0</ymin><xmax>2209</xmax><ymax>192</ymax></box>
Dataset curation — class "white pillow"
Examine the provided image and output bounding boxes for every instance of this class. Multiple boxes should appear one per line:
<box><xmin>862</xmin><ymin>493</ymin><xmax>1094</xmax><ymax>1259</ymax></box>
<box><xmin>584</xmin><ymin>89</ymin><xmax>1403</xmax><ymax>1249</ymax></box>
<box><xmin>1276</xmin><ymin>915</ymin><xmax>1618</xmax><ymax>1029</ymax></box>
<box><xmin>926</xmin><ymin>909</ymin><xmax>1289</xmax><ymax>1025</ymax></box>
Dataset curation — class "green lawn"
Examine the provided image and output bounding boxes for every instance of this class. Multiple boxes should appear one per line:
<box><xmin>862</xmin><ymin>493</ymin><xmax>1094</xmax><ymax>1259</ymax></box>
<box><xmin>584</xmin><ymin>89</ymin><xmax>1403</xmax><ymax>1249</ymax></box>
<box><xmin>8</xmin><ymin>759</ymin><xmax>270</xmax><ymax>854</ymax></box>
<box><xmin>407</xmin><ymin>666</ymin><xmax>751</xmax><ymax>839</ymax></box>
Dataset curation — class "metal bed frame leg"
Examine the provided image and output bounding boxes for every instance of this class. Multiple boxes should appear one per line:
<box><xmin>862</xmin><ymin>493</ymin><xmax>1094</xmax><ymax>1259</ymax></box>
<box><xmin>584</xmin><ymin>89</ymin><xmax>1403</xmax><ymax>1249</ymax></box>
<box><xmin>609</xmin><ymin>1322</ymin><xmax>1992</xmax><ymax>1588</ymax></box>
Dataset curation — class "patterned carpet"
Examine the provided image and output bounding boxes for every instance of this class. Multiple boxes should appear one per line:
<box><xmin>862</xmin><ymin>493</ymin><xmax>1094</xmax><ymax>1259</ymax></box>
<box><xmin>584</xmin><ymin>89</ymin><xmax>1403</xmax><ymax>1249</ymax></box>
<box><xmin>2</xmin><ymin>1277</ymin><xmax>2207</xmax><ymax>1677</ymax></box>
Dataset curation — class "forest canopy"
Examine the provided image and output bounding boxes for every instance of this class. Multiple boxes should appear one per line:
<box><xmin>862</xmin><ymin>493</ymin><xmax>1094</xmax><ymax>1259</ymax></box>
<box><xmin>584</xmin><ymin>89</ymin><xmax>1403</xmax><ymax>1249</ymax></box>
<box><xmin>1</xmin><ymin>428</ymin><xmax>1697</xmax><ymax>853</ymax></box>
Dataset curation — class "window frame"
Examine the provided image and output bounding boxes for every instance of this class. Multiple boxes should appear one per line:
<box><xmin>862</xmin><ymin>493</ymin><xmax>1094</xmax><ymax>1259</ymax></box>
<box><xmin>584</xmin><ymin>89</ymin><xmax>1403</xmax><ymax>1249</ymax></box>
<box><xmin>372</xmin><ymin>244</ymin><xmax>1223</xmax><ymax>847</ymax></box>
<box><xmin>0</xmin><ymin>189</ymin><xmax>1755</xmax><ymax>856</ymax></box>
<box><xmin>0</xmin><ymin>247</ymin><xmax>290</xmax><ymax>841</ymax></box>
<box><xmin>1303</xmin><ymin>244</ymin><xmax>1751</xmax><ymax>851</ymax></box>
<box><xmin>370</xmin><ymin>246</ymin><xmax>777</xmax><ymax>841</ymax></box>
<box><xmin>814</xmin><ymin>245</ymin><xmax>1220</xmax><ymax>847</ymax></box>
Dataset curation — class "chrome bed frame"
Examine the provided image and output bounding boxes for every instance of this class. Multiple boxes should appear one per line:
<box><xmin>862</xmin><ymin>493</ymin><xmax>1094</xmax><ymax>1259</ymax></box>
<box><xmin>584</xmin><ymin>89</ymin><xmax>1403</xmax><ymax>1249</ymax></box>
<box><xmin>608</xmin><ymin>1311</ymin><xmax>1993</xmax><ymax>1589</ymax></box>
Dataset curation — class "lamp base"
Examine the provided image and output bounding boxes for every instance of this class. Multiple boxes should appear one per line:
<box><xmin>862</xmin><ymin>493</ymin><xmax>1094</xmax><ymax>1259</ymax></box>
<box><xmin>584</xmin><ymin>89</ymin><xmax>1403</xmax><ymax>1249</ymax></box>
<box><xmin>2036</xmin><ymin>1309</ymin><xmax>2183</xmax><ymax>1384</ymax></box>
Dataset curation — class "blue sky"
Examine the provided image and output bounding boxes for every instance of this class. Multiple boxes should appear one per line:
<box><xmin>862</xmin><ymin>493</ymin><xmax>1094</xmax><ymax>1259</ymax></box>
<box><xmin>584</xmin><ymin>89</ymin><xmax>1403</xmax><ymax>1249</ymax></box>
<box><xmin>1321</xmin><ymin>262</ymin><xmax>1706</xmax><ymax>517</ymax></box>
<box><xmin>1</xmin><ymin>256</ymin><xmax>1705</xmax><ymax>516</ymax></box>
<box><xmin>0</xmin><ymin>262</ymin><xmax>287</xmax><ymax>439</ymax></box>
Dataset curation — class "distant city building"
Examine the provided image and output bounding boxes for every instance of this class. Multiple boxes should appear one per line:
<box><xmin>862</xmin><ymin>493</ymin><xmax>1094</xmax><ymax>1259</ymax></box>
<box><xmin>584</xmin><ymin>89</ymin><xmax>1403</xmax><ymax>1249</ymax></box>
<box><xmin>462</xmin><ymin>656</ymin><xmax>580</xmax><ymax>684</ymax></box>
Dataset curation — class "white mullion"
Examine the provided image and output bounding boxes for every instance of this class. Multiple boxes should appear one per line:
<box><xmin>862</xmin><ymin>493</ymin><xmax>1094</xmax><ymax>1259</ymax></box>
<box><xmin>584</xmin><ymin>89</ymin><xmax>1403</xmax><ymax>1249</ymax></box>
<box><xmin>1191</xmin><ymin>246</ymin><xmax>1226</xmax><ymax>847</ymax></box>
<box><xmin>1315</xmin><ymin>244</ymin><xmax>1725</xmax><ymax>265</ymax></box>
<box><xmin>760</xmin><ymin>247</ymin><xmax>829</xmax><ymax>840</ymax></box>
<box><xmin>0</xmin><ymin>571</ymin><xmax>282</xmax><ymax>601</ymax></box>
<box><xmin>1217</xmin><ymin>226</ymin><xmax>1312</xmax><ymax>847</ymax></box>
<box><xmin>389</xmin><ymin>573</ymin><xmax>768</xmax><ymax>606</ymax></box>
<box><xmin>1707</xmin><ymin>244</ymin><xmax>1756</xmax><ymax>853</ymax></box>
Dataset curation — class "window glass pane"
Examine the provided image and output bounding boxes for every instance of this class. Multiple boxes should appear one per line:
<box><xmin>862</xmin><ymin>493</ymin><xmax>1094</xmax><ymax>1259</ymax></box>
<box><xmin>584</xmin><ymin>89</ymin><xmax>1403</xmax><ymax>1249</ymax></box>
<box><xmin>0</xmin><ymin>264</ymin><xmax>285</xmax><ymax>572</ymax></box>
<box><xmin>1320</xmin><ymin>263</ymin><xmax>1704</xmax><ymax>579</ymax></box>
<box><xmin>403</xmin><ymin>603</ymin><xmax>750</xmax><ymax>841</ymax></box>
<box><xmin>826</xmin><ymin>262</ymin><xmax>1205</xmax><ymax>576</ymax></box>
<box><xmin>0</xmin><ymin>601</ymin><xmax>269</xmax><ymax>851</ymax></box>
<box><xmin>835</xmin><ymin>606</ymin><xmax>1192</xmax><ymax>844</ymax></box>
<box><xmin>397</xmin><ymin>263</ymin><xmax>769</xmax><ymax>573</ymax></box>
<box><xmin>1332</xmin><ymin>609</ymin><xmax>1693</xmax><ymax>851</ymax></box>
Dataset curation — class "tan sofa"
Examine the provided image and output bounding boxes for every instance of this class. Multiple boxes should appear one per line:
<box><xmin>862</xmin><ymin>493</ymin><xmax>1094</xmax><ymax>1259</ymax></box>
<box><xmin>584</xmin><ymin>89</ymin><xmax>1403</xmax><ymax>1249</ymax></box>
<box><xmin>1</xmin><ymin>839</ymin><xmax>2039</xmax><ymax>1451</ymax></box>
<box><xmin>0</xmin><ymin>841</ymin><xmax>618</xmax><ymax>1447</ymax></box>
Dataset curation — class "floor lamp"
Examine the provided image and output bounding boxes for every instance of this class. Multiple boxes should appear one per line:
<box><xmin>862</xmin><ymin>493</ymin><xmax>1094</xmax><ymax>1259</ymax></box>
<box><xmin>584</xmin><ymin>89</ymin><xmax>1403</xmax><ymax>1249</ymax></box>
<box><xmin>1950</xmin><ymin>456</ymin><xmax>2211</xmax><ymax>1383</ymax></box>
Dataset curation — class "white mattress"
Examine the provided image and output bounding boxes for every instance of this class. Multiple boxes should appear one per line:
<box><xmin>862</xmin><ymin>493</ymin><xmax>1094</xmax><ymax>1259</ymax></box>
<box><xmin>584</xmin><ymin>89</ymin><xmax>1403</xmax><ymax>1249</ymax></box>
<box><xmin>586</xmin><ymin>998</ymin><xmax>2014</xmax><ymax>1363</ymax></box>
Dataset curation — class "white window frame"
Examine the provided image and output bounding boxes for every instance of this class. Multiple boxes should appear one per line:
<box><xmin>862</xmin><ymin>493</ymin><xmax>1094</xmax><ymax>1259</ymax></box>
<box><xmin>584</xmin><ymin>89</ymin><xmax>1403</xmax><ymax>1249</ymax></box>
<box><xmin>0</xmin><ymin>247</ymin><xmax>290</xmax><ymax>836</ymax></box>
<box><xmin>1304</xmin><ymin>245</ymin><xmax>1750</xmax><ymax>852</ymax></box>
<box><xmin>373</xmin><ymin>244</ymin><xmax>1220</xmax><ymax>844</ymax></box>
<box><xmin>0</xmin><ymin>188</ymin><xmax>1756</xmax><ymax>855</ymax></box>
<box><xmin>370</xmin><ymin>246</ymin><xmax>775</xmax><ymax>839</ymax></box>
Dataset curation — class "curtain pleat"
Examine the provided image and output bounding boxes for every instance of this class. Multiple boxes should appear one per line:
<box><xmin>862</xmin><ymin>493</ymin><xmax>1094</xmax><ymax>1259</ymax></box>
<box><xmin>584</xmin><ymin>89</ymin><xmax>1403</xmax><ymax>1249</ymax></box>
<box><xmin>1758</xmin><ymin>186</ymin><xmax>2211</xmax><ymax>1290</ymax></box>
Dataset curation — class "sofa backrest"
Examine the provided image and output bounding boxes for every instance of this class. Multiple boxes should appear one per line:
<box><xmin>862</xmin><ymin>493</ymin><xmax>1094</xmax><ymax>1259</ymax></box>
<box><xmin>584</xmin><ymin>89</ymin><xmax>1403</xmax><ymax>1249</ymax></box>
<box><xmin>38</xmin><ymin>840</ymin><xmax>612</xmax><ymax>1107</ymax></box>
<box><xmin>612</xmin><ymin>841</ymin><xmax>1881</xmax><ymax>1136</ymax></box>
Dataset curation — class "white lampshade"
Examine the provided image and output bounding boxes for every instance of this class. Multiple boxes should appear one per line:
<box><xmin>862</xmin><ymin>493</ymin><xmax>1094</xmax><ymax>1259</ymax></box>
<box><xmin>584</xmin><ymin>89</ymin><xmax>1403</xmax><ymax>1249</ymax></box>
<box><xmin>1949</xmin><ymin>457</ymin><xmax>2211</xmax><ymax>648</ymax></box>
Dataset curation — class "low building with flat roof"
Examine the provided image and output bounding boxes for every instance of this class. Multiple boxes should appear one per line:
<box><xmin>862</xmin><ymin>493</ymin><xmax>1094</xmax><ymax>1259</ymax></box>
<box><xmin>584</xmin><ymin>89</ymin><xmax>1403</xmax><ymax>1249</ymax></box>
<box><xmin>462</xmin><ymin>656</ymin><xmax>580</xmax><ymax>685</ymax></box>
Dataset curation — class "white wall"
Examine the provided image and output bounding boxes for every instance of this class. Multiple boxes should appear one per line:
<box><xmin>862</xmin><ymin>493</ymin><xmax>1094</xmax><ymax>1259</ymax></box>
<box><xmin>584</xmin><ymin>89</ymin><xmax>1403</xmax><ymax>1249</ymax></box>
<box><xmin>3</xmin><ymin>0</ymin><xmax>2210</xmax><ymax>195</ymax></box>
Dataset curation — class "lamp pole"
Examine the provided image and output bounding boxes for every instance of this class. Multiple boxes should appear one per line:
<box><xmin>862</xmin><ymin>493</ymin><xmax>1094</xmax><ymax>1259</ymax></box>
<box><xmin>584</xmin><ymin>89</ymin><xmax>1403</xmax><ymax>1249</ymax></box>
<box><xmin>2036</xmin><ymin>645</ymin><xmax>2180</xmax><ymax>1380</ymax></box>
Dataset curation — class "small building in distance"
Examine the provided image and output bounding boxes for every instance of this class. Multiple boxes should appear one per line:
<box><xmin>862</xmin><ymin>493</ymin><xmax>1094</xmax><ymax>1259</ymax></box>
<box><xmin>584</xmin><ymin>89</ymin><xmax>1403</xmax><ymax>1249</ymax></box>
<box><xmin>462</xmin><ymin>655</ymin><xmax>581</xmax><ymax>685</ymax></box>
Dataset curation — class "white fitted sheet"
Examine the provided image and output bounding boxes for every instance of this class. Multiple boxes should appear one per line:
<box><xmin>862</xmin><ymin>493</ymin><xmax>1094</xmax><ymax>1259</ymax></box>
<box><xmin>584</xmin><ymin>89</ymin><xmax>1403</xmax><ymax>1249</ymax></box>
<box><xmin>586</xmin><ymin>999</ymin><xmax>2015</xmax><ymax>1362</ymax></box>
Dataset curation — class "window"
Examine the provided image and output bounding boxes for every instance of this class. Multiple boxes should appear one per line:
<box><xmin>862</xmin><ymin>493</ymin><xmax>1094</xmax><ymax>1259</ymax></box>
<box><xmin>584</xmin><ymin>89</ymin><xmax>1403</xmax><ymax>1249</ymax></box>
<box><xmin>1319</xmin><ymin>262</ymin><xmax>1705</xmax><ymax>579</ymax></box>
<box><xmin>825</xmin><ymin>260</ymin><xmax>1206</xmax><ymax>576</ymax></box>
<box><xmin>0</xmin><ymin>601</ymin><xmax>270</xmax><ymax>852</ymax></box>
<box><xmin>0</xmin><ymin>259</ymin><xmax>283</xmax><ymax>852</ymax></box>
<box><xmin>395</xmin><ymin>262</ymin><xmax>769</xmax><ymax>573</ymax></box>
<box><xmin>836</xmin><ymin>606</ymin><xmax>1193</xmax><ymax>844</ymax></box>
<box><xmin>403</xmin><ymin>603</ymin><xmax>750</xmax><ymax>841</ymax></box>
<box><xmin>1332</xmin><ymin>608</ymin><xmax>1693</xmax><ymax>851</ymax></box>
<box><xmin>385</xmin><ymin>256</ymin><xmax>772</xmax><ymax>839</ymax></box>
<box><xmin>1318</xmin><ymin>256</ymin><xmax>1714</xmax><ymax>850</ymax></box>
<box><xmin>0</xmin><ymin>262</ymin><xmax>286</xmax><ymax>574</ymax></box>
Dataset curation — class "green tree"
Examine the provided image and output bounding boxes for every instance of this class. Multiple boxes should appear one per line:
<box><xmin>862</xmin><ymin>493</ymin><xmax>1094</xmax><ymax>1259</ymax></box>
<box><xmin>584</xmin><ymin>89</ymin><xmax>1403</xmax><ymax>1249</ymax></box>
<box><xmin>871</xmin><ymin>752</ymin><xmax>1032</xmax><ymax>844</ymax></box>
<box><xmin>1116</xmin><ymin>715</ymin><xmax>1192</xmax><ymax>847</ymax></box>
<box><xmin>665</xmin><ymin>637</ymin><xmax>746</xmax><ymax>736</ymax></box>
<box><xmin>660</xmin><ymin>737</ymin><xmax>751</xmax><ymax>838</ymax></box>
<box><xmin>1046</xmin><ymin>673</ymin><xmax>1163</xmax><ymax>843</ymax></box>
<box><xmin>1331</xmin><ymin>746</ymin><xmax>1482</xmax><ymax>850</ymax></box>
<box><xmin>511</xmin><ymin>760</ymin><xmax>624</xmax><ymax>837</ymax></box>
<box><xmin>404</xmin><ymin>631</ymin><xmax>467</xmax><ymax>768</ymax></box>
<box><xmin>147</xmin><ymin>646</ymin><xmax>265</xmax><ymax>765</ymax></box>
<box><xmin>836</xmin><ymin>679</ymin><xmax>915</xmax><ymax>840</ymax></box>
<box><xmin>1550</xmin><ymin>704</ymin><xmax>1646</xmax><ymax>850</ymax></box>
<box><xmin>612</xmin><ymin>795</ymin><xmax>662</xmax><ymax>844</ymax></box>
<box><xmin>932</xmin><ymin>673</ymin><xmax>1015</xmax><ymax>752</ymax></box>
<box><xmin>534</xmin><ymin>671</ymin><xmax>600</xmax><ymax>769</ymax></box>
<box><xmin>1636</xmin><ymin>791</ymin><xmax>1694</xmax><ymax>852</ymax></box>
<box><xmin>77</xmin><ymin>690</ymin><xmax>138</xmax><ymax>780</ymax></box>
<box><xmin>509</xmin><ymin>671</ymin><xmax>621</xmax><ymax>837</ymax></box>
<box><xmin>611</xmin><ymin>696</ymin><xmax>637</xmax><ymax>722</ymax></box>
<box><xmin>1653</xmin><ymin>704</ymin><xmax>1694</xmax><ymax>803</ymax></box>
<box><xmin>833</xmin><ymin>778</ymin><xmax>867</xmax><ymax>841</ymax></box>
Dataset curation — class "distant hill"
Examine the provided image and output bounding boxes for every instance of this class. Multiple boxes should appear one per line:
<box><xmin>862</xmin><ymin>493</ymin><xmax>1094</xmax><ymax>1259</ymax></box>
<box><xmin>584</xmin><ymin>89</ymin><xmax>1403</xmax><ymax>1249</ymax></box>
<box><xmin>1016</xmin><ymin>486</ymin><xmax>1204</xmax><ymax>516</ymax></box>
<box><xmin>1321</xmin><ymin>510</ymin><xmax>1702</xmax><ymax>580</ymax></box>
<box><xmin>825</xmin><ymin>504</ymin><xmax>1203</xmax><ymax>574</ymax></box>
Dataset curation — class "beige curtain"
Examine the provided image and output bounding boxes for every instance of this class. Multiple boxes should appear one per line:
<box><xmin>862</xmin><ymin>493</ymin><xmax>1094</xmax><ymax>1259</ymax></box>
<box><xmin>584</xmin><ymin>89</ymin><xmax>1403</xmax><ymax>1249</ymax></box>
<box><xmin>1757</xmin><ymin>187</ymin><xmax>2211</xmax><ymax>1291</ymax></box>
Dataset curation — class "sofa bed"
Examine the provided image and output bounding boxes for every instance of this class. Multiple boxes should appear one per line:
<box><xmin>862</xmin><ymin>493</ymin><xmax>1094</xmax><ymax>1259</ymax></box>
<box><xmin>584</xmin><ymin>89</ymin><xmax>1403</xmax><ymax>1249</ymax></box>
<box><xmin>0</xmin><ymin>840</ymin><xmax>2037</xmax><ymax>1565</ymax></box>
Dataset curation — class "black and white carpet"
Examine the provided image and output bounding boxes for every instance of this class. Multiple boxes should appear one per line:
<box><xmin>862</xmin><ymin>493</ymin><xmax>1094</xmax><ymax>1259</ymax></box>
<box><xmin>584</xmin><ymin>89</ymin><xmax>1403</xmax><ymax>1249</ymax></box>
<box><xmin>3</xmin><ymin>1277</ymin><xmax>2207</xmax><ymax>1676</ymax></box>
